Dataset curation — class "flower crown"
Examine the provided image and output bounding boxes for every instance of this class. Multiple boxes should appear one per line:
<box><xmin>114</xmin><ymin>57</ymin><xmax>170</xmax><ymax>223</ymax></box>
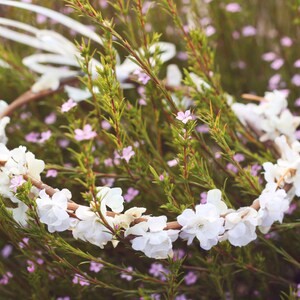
<box><xmin>0</xmin><ymin>1</ymin><xmax>299</xmax><ymax>260</ymax></box>
<box><xmin>0</xmin><ymin>90</ymin><xmax>299</xmax><ymax>259</ymax></box>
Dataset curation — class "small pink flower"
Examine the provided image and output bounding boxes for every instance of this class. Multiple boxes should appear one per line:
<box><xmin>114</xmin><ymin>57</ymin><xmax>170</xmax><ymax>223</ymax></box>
<box><xmin>177</xmin><ymin>51</ymin><xmax>188</xmax><ymax>60</ymax></box>
<box><xmin>0</xmin><ymin>272</ymin><xmax>13</xmax><ymax>285</ymax></box>
<box><xmin>142</xmin><ymin>1</ymin><xmax>153</xmax><ymax>14</ymax></box>
<box><xmin>72</xmin><ymin>273</ymin><xmax>90</xmax><ymax>286</ymax></box>
<box><xmin>233</xmin><ymin>153</ymin><xmax>245</xmax><ymax>162</ymax></box>
<box><xmin>196</xmin><ymin>124</ymin><xmax>209</xmax><ymax>133</ymax></box>
<box><xmin>99</xmin><ymin>0</ymin><xmax>108</xmax><ymax>8</ymax></box>
<box><xmin>184</xmin><ymin>271</ymin><xmax>197</xmax><ymax>285</ymax></box>
<box><xmin>286</xmin><ymin>203</ymin><xmax>297</xmax><ymax>215</ymax></box>
<box><xmin>250</xmin><ymin>164</ymin><xmax>262</xmax><ymax>176</ymax></box>
<box><xmin>295</xmin><ymin>130</ymin><xmax>300</xmax><ymax>140</ymax></box>
<box><xmin>74</xmin><ymin>124</ymin><xmax>97</xmax><ymax>141</ymax></box>
<box><xmin>1</xmin><ymin>244</ymin><xmax>13</xmax><ymax>259</ymax></box>
<box><xmin>268</xmin><ymin>74</ymin><xmax>281</xmax><ymax>90</ymax></box>
<box><xmin>262</xmin><ymin>52</ymin><xmax>276</xmax><ymax>62</ymax></box>
<box><xmin>159</xmin><ymin>174</ymin><xmax>164</xmax><ymax>181</ymax></box>
<box><xmin>271</xmin><ymin>58</ymin><xmax>284</xmax><ymax>70</ymax></box>
<box><xmin>173</xmin><ymin>249</ymin><xmax>186</xmax><ymax>261</ymax></box>
<box><xmin>225</xmin><ymin>3</ymin><xmax>242</xmax><ymax>13</ymax></box>
<box><xmin>232</xmin><ymin>31</ymin><xmax>240</xmax><ymax>39</ymax></box>
<box><xmin>124</xmin><ymin>188</ymin><xmax>139</xmax><ymax>203</ymax></box>
<box><xmin>101</xmin><ymin>178</ymin><xmax>115</xmax><ymax>187</ymax></box>
<box><xmin>133</xmin><ymin>70</ymin><xmax>151</xmax><ymax>85</ymax></box>
<box><xmin>149</xmin><ymin>263</ymin><xmax>169</xmax><ymax>281</ymax></box>
<box><xmin>46</xmin><ymin>169</ymin><xmax>58</xmax><ymax>178</ymax></box>
<box><xmin>25</xmin><ymin>132</ymin><xmax>39</xmax><ymax>143</ymax></box>
<box><xmin>90</xmin><ymin>261</ymin><xmax>104</xmax><ymax>273</ymax></box>
<box><xmin>10</xmin><ymin>175</ymin><xmax>26</xmax><ymax>192</ymax></box>
<box><xmin>20</xmin><ymin>112</ymin><xmax>32</xmax><ymax>120</ymax></box>
<box><xmin>242</xmin><ymin>25</ymin><xmax>256</xmax><ymax>37</ymax></box>
<box><xmin>121</xmin><ymin>146</ymin><xmax>135</xmax><ymax>163</ymax></box>
<box><xmin>226</xmin><ymin>163</ymin><xmax>238</xmax><ymax>173</ymax></box>
<box><xmin>61</xmin><ymin>99</ymin><xmax>77</xmax><ymax>113</ymax></box>
<box><xmin>292</xmin><ymin>74</ymin><xmax>300</xmax><ymax>86</ymax></box>
<box><xmin>120</xmin><ymin>266</ymin><xmax>133</xmax><ymax>281</ymax></box>
<box><xmin>19</xmin><ymin>238</ymin><xmax>29</xmax><ymax>249</ymax></box>
<box><xmin>200</xmin><ymin>192</ymin><xmax>207</xmax><ymax>204</ymax></box>
<box><xmin>58</xmin><ymin>139</ymin><xmax>70</xmax><ymax>148</ymax></box>
<box><xmin>205</xmin><ymin>25</ymin><xmax>216</xmax><ymax>37</ymax></box>
<box><xmin>36</xmin><ymin>258</ymin><xmax>44</xmax><ymax>265</ymax></box>
<box><xmin>176</xmin><ymin>110</ymin><xmax>193</xmax><ymax>124</ymax></box>
<box><xmin>39</xmin><ymin>130</ymin><xmax>52</xmax><ymax>143</ymax></box>
<box><xmin>101</xmin><ymin>120</ymin><xmax>111</xmax><ymax>130</ymax></box>
<box><xmin>280</xmin><ymin>36</ymin><xmax>293</xmax><ymax>47</ymax></box>
<box><xmin>295</xmin><ymin>98</ymin><xmax>300</xmax><ymax>107</ymax></box>
<box><xmin>294</xmin><ymin>59</ymin><xmax>300</xmax><ymax>68</ymax></box>
<box><xmin>139</xmin><ymin>99</ymin><xmax>147</xmax><ymax>106</ymax></box>
<box><xmin>215</xmin><ymin>152</ymin><xmax>221</xmax><ymax>159</ymax></box>
<box><xmin>44</xmin><ymin>112</ymin><xmax>57</xmax><ymax>125</ymax></box>
<box><xmin>167</xmin><ymin>159</ymin><xmax>178</xmax><ymax>167</ymax></box>
<box><xmin>27</xmin><ymin>260</ymin><xmax>35</xmax><ymax>273</ymax></box>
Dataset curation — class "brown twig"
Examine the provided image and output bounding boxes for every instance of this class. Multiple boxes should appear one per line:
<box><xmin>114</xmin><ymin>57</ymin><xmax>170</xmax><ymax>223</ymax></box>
<box><xmin>21</xmin><ymin>171</ymin><xmax>288</xmax><ymax>231</ymax></box>
<box><xmin>0</xmin><ymin>76</ymin><xmax>79</xmax><ymax>119</ymax></box>
<box><xmin>241</xmin><ymin>93</ymin><xmax>268</xmax><ymax>102</ymax></box>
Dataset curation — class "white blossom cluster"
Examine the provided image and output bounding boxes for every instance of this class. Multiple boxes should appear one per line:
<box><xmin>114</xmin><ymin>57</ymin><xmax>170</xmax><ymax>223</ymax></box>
<box><xmin>232</xmin><ymin>90</ymin><xmax>300</xmax><ymax>142</ymax></box>
<box><xmin>0</xmin><ymin>134</ymin><xmax>298</xmax><ymax>259</ymax></box>
<box><xmin>0</xmin><ymin>143</ymin><xmax>44</xmax><ymax>225</ymax></box>
<box><xmin>0</xmin><ymin>88</ymin><xmax>300</xmax><ymax>259</ymax></box>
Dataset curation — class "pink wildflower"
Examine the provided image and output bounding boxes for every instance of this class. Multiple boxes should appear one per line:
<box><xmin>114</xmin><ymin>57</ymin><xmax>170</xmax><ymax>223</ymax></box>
<box><xmin>61</xmin><ymin>99</ymin><xmax>77</xmax><ymax>113</ymax></box>
<box><xmin>176</xmin><ymin>110</ymin><xmax>193</xmax><ymax>124</ymax></box>
<box><xmin>46</xmin><ymin>169</ymin><xmax>58</xmax><ymax>178</ymax></box>
<box><xmin>121</xmin><ymin>146</ymin><xmax>135</xmax><ymax>163</ymax></box>
<box><xmin>124</xmin><ymin>187</ymin><xmax>139</xmax><ymax>203</ymax></box>
<box><xmin>74</xmin><ymin>124</ymin><xmax>97</xmax><ymax>141</ymax></box>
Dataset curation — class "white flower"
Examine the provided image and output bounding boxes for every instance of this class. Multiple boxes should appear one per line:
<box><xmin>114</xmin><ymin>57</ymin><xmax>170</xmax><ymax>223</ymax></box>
<box><xmin>258</xmin><ymin>183</ymin><xmax>290</xmax><ymax>232</ymax></box>
<box><xmin>166</xmin><ymin>64</ymin><xmax>182</xmax><ymax>87</ymax></box>
<box><xmin>263</xmin><ymin>136</ymin><xmax>300</xmax><ymax>196</ymax></box>
<box><xmin>232</xmin><ymin>91</ymin><xmax>300</xmax><ymax>142</ymax></box>
<box><xmin>11</xmin><ymin>201</ymin><xmax>29</xmax><ymax>226</ymax></box>
<box><xmin>206</xmin><ymin>189</ymin><xmax>228</xmax><ymax>214</ymax></box>
<box><xmin>31</xmin><ymin>72</ymin><xmax>60</xmax><ymax>93</ymax></box>
<box><xmin>255</xmin><ymin>90</ymin><xmax>287</xmax><ymax>117</ymax></box>
<box><xmin>0</xmin><ymin>100</ymin><xmax>10</xmax><ymax>145</ymax></box>
<box><xmin>189</xmin><ymin>73</ymin><xmax>211</xmax><ymax>92</ymax></box>
<box><xmin>3</xmin><ymin>146</ymin><xmax>45</xmax><ymax>179</ymax></box>
<box><xmin>72</xmin><ymin>206</ymin><xmax>113</xmax><ymax>249</ymax></box>
<box><xmin>25</xmin><ymin>151</ymin><xmax>45</xmax><ymax>180</ymax></box>
<box><xmin>36</xmin><ymin>189</ymin><xmax>71</xmax><ymax>233</ymax></box>
<box><xmin>0</xmin><ymin>143</ymin><xmax>10</xmax><ymax>162</ymax></box>
<box><xmin>125</xmin><ymin>216</ymin><xmax>179</xmax><ymax>259</ymax></box>
<box><xmin>177</xmin><ymin>189</ymin><xmax>226</xmax><ymax>250</ymax></box>
<box><xmin>97</xmin><ymin>186</ymin><xmax>124</xmax><ymax>214</ymax></box>
<box><xmin>259</xmin><ymin>111</ymin><xmax>300</xmax><ymax>142</ymax></box>
<box><xmin>263</xmin><ymin>162</ymin><xmax>282</xmax><ymax>184</ymax></box>
<box><xmin>222</xmin><ymin>207</ymin><xmax>259</xmax><ymax>247</ymax></box>
<box><xmin>113</xmin><ymin>207</ymin><xmax>147</xmax><ymax>229</ymax></box>
<box><xmin>275</xmin><ymin>135</ymin><xmax>300</xmax><ymax>169</ymax></box>
<box><xmin>0</xmin><ymin>116</ymin><xmax>9</xmax><ymax>145</ymax></box>
<box><xmin>64</xmin><ymin>85</ymin><xmax>92</xmax><ymax>102</ymax></box>
<box><xmin>0</xmin><ymin>171</ymin><xmax>13</xmax><ymax>199</ymax></box>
